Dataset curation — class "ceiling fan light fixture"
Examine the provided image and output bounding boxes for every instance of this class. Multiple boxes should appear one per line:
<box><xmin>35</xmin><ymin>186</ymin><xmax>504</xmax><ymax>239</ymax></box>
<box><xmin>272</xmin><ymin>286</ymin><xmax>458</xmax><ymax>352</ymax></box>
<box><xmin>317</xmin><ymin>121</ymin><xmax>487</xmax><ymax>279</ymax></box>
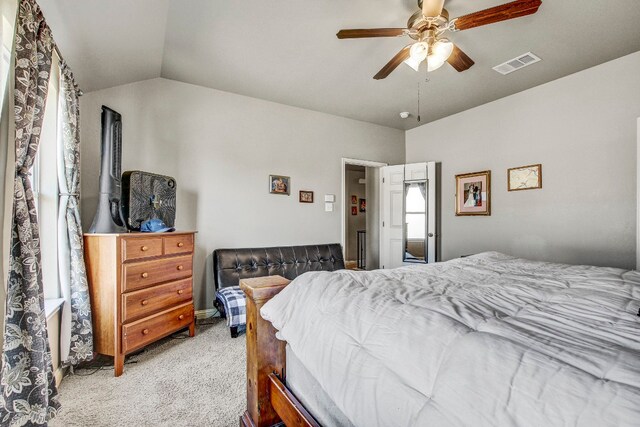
<box><xmin>409</xmin><ymin>42</ymin><xmax>429</xmax><ymax>62</ymax></box>
<box><xmin>404</xmin><ymin>55</ymin><xmax>423</xmax><ymax>72</ymax></box>
<box><xmin>404</xmin><ymin>41</ymin><xmax>429</xmax><ymax>72</ymax></box>
<box><xmin>432</xmin><ymin>39</ymin><xmax>454</xmax><ymax>61</ymax></box>
<box><xmin>427</xmin><ymin>39</ymin><xmax>453</xmax><ymax>72</ymax></box>
<box><xmin>427</xmin><ymin>56</ymin><xmax>446</xmax><ymax>72</ymax></box>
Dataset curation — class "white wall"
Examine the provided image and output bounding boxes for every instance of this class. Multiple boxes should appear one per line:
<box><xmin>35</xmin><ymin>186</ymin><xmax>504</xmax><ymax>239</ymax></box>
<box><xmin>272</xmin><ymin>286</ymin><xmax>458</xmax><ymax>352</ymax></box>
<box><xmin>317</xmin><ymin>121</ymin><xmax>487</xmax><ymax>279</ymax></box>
<box><xmin>80</xmin><ymin>78</ymin><xmax>405</xmax><ymax>310</ymax></box>
<box><xmin>406</xmin><ymin>51</ymin><xmax>640</xmax><ymax>269</ymax></box>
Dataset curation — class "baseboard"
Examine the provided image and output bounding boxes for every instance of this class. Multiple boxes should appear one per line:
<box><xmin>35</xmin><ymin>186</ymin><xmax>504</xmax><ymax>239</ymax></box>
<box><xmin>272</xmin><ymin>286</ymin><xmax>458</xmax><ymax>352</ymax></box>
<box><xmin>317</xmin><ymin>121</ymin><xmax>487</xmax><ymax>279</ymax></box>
<box><xmin>195</xmin><ymin>308</ymin><xmax>219</xmax><ymax>320</ymax></box>
<box><xmin>54</xmin><ymin>366</ymin><xmax>66</xmax><ymax>386</ymax></box>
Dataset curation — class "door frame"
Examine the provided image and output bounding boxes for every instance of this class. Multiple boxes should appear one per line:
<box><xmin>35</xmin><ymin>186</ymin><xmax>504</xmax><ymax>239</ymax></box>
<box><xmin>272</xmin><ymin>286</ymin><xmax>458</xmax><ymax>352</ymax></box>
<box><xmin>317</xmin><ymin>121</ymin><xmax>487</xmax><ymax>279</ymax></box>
<box><xmin>636</xmin><ymin>118</ymin><xmax>639</xmax><ymax>270</ymax></box>
<box><xmin>341</xmin><ymin>158</ymin><xmax>387</xmax><ymax>264</ymax></box>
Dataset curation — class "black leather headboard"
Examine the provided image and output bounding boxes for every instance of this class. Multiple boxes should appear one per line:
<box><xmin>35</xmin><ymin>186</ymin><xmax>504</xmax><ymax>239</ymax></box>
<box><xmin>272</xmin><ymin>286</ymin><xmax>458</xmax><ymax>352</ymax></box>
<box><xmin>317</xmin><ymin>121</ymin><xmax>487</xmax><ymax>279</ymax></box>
<box><xmin>213</xmin><ymin>244</ymin><xmax>345</xmax><ymax>289</ymax></box>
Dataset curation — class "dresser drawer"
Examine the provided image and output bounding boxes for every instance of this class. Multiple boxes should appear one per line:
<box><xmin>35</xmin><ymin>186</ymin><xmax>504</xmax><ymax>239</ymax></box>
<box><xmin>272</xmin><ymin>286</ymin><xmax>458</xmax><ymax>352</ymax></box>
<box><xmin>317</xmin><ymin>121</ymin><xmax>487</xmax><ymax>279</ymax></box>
<box><xmin>123</xmin><ymin>255</ymin><xmax>192</xmax><ymax>292</ymax></box>
<box><xmin>122</xmin><ymin>302</ymin><xmax>193</xmax><ymax>354</ymax></box>
<box><xmin>122</xmin><ymin>278</ymin><xmax>192</xmax><ymax>322</ymax></box>
<box><xmin>122</xmin><ymin>237</ymin><xmax>163</xmax><ymax>262</ymax></box>
<box><xmin>164</xmin><ymin>234</ymin><xmax>194</xmax><ymax>256</ymax></box>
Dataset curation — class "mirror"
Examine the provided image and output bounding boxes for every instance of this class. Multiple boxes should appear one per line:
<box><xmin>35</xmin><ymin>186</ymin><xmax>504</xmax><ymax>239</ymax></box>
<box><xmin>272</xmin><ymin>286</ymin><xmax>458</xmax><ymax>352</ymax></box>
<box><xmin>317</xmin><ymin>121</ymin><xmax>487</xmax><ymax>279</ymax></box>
<box><xmin>404</xmin><ymin>181</ymin><xmax>427</xmax><ymax>263</ymax></box>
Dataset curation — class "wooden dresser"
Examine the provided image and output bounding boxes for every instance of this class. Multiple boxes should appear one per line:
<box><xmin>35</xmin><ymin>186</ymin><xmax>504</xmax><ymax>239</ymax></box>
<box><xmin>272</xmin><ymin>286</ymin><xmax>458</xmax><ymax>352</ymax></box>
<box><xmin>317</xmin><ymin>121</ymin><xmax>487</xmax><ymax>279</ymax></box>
<box><xmin>84</xmin><ymin>231</ymin><xmax>197</xmax><ymax>376</ymax></box>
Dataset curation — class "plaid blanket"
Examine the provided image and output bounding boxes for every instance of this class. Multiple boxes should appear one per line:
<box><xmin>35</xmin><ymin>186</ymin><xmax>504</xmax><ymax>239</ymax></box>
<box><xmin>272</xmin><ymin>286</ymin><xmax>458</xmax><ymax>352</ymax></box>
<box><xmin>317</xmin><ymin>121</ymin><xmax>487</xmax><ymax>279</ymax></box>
<box><xmin>215</xmin><ymin>286</ymin><xmax>246</xmax><ymax>328</ymax></box>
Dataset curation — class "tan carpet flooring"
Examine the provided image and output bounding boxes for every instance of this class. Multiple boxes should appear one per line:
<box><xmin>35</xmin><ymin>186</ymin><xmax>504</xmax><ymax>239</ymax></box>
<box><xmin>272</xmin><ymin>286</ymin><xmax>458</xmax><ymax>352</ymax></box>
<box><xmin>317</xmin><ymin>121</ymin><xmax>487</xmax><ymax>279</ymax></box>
<box><xmin>50</xmin><ymin>318</ymin><xmax>245</xmax><ymax>427</ymax></box>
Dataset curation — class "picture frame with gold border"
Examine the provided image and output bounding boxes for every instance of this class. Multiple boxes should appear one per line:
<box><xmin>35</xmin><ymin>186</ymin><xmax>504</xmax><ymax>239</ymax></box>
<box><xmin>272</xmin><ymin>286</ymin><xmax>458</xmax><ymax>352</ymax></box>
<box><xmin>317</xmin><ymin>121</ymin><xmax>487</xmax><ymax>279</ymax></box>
<box><xmin>455</xmin><ymin>170</ymin><xmax>491</xmax><ymax>216</ymax></box>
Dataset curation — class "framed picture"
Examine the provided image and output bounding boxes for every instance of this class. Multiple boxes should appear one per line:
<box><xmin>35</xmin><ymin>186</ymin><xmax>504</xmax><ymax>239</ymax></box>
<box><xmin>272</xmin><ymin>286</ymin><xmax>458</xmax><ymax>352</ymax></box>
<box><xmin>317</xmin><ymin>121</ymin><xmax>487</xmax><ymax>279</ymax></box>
<box><xmin>359</xmin><ymin>198</ymin><xmax>366</xmax><ymax>213</ymax></box>
<box><xmin>351</xmin><ymin>195</ymin><xmax>357</xmax><ymax>204</ymax></box>
<box><xmin>351</xmin><ymin>206</ymin><xmax>358</xmax><ymax>215</ymax></box>
<box><xmin>269</xmin><ymin>175</ymin><xmax>290</xmax><ymax>195</ymax></box>
<box><xmin>299</xmin><ymin>190</ymin><xmax>314</xmax><ymax>203</ymax></box>
<box><xmin>508</xmin><ymin>164</ymin><xmax>542</xmax><ymax>191</ymax></box>
<box><xmin>455</xmin><ymin>170</ymin><xmax>491</xmax><ymax>216</ymax></box>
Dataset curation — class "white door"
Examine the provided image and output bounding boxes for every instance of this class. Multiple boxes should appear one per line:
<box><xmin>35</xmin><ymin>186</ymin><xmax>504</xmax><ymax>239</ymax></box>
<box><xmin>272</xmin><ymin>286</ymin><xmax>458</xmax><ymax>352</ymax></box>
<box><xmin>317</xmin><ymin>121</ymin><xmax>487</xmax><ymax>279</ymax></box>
<box><xmin>405</xmin><ymin>162</ymin><xmax>427</xmax><ymax>181</ymax></box>
<box><xmin>380</xmin><ymin>165</ymin><xmax>405</xmax><ymax>269</ymax></box>
<box><xmin>380</xmin><ymin>162</ymin><xmax>438</xmax><ymax>269</ymax></box>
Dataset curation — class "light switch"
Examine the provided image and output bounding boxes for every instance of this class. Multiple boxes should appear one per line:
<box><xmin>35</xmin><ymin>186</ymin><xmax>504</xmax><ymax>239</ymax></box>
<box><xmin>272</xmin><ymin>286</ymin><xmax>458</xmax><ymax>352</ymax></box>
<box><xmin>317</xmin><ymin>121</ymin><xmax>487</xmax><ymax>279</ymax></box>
<box><xmin>324</xmin><ymin>203</ymin><xmax>334</xmax><ymax>212</ymax></box>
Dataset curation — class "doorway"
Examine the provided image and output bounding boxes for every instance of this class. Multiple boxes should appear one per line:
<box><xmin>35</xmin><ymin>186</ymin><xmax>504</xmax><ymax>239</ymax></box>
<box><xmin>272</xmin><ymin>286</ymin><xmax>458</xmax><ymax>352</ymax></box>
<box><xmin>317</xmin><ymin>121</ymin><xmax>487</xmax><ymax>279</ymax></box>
<box><xmin>341</xmin><ymin>158</ymin><xmax>387</xmax><ymax>270</ymax></box>
<box><xmin>379</xmin><ymin>162</ymin><xmax>439</xmax><ymax>269</ymax></box>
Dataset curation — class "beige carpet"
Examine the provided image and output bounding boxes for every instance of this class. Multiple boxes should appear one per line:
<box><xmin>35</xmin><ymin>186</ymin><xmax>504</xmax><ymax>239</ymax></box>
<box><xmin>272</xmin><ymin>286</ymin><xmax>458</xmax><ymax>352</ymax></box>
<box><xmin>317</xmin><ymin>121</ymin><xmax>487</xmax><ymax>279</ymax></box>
<box><xmin>50</xmin><ymin>318</ymin><xmax>245</xmax><ymax>427</ymax></box>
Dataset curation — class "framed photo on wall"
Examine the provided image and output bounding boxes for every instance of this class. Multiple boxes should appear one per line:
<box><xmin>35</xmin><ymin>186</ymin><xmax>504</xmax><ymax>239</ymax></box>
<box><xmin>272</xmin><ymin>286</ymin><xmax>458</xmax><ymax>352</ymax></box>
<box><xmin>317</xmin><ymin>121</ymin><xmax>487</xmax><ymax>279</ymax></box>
<box><xmin>299</xmin><ymin>190</ymin><xmax>314</xmax><ymax>203</ymax></box>
<box><xmin>269</xmin><ymin>175</ymin><xmax>290</xmax><ymax>195</ymax></box>
<box><xmin>455</xmin><ymin>170</ymin><xmax>491</xmax><ymax>216</ymax></box>
<box><xmin>359</xmin><ymin>198</ymin><xmax>366</xmax><ymax>212</ymax></box>
<box><xmin>351</xmin><ymin>206</ymin><xmax>358</xmax><ymax>215</ymax></box>
<box><xmin>508</xmin><ymin>164</ymin><xmax>542</xmax><ymax>191</ymax></box>
<box><xmin>351</xmin><ymin>195</ymin><xmax>357</xmax><ymax>204</ymax></box>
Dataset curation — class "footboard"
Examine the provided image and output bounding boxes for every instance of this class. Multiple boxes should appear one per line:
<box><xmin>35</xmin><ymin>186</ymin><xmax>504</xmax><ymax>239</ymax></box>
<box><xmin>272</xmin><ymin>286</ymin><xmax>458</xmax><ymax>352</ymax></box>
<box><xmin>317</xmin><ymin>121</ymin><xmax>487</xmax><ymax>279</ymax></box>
<box><xmin>239</xmin><ymin>276</ymin><xmax>320</xmax><ymax>427</ymax></box>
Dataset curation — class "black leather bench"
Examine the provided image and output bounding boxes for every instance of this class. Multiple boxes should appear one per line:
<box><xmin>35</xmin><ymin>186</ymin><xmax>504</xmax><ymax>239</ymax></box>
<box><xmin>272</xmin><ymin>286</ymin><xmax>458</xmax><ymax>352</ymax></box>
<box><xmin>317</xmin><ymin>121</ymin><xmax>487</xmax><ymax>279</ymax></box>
<box><xmin>213</xmin><ymin>244</ymin><xmax>345</xmax><ymax>337</ymax></box>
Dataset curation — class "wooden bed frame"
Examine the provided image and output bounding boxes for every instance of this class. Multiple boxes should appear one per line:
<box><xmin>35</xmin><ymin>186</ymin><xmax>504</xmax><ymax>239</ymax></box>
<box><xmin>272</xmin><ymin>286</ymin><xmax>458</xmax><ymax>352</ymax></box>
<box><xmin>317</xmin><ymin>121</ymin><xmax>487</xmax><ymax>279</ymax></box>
<box><xmin>239</xmin><ymin>276</ymin><xmax>320</xmax><ymax>427</ymax></box>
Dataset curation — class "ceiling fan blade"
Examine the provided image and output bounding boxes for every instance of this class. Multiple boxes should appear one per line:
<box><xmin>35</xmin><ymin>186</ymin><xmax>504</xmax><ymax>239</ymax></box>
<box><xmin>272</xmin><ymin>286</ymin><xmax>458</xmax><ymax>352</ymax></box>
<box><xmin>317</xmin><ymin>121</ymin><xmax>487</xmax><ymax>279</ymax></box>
<box><xmin>374</xmin><ymin>46</ymin><xmax>412</xmax><ymax>80</ymax></box>
<box><xmin>421</xmin><ymin>0</ymin><xmax>445</xmax><ymax>18</ymax></box>
<box><xmin>447</xmin><ymin>44</ymin><xmax>475</xmax><ymax>72</ymax></box>
<box><xmin>336</xmin><ymin>28</ymin><xmax>408</xmax><ymax>39</ymax></box>
<box><xmin>453</xmin><ymin>0</ymin><xmax>542</xmax><ymax>31</ymax></box>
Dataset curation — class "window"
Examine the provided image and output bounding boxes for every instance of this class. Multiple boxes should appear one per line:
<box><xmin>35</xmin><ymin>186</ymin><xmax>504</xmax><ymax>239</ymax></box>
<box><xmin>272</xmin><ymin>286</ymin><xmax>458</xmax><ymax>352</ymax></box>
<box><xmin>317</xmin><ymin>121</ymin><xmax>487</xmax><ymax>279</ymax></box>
<box><xmin>0</xmin><ymin>0</ymin><xmax>16</xmax><ymax>283</ymax></box>
<box><xmin>31</xmin><ymin>54</ymin><xmax>62</xmax><ymax>299</ymax></box>
<box><xmin>0</xmin><ymin>34</ymin><xmax>10</xmax><ymax>107</ymax></box>
<box><xmin>0</xmin><ymin>0</ymin><xmax>66</xmax><ymax>303</ymax></box>
<box><xmin>0</xmin><ymin>6</ymin><xmax>14</xmax><ymax>109</ymax></box>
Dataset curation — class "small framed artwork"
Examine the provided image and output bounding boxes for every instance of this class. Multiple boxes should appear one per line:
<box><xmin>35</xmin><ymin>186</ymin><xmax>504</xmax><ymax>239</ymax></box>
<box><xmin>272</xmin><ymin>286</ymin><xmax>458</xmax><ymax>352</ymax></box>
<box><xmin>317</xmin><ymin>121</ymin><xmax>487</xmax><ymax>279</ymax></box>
<box><xmin>359</xmin><ymin>198</ymin><xmax>366</xmax><ymax>213</ymax></box>
<box><xmin>269</xmin><ymin>175</ymin><xmax>290</xmax><ymax>195</ymax></box>
<box><xmin>508</xmin><ymin>164</ymin><xmax>542</xmax><ymax>191</ymax></box>
<box><xmin>299</xmin><ymin>190</ymin><xmax>314</xmax><ymax>203</ymax></box>
<box><xmin>351</xmin><ymin>195</ymin><xmax>357</xmax><ymax>204</ymax></box>
<box><xmin>455</xmin><ymin>170</ymin><xmax>491</xmax><ymax>216</ymax></box>
<box><xmin>351</xmin><ymin>206</ymin><xmax>358</xmax><ymax>215</ymax></box>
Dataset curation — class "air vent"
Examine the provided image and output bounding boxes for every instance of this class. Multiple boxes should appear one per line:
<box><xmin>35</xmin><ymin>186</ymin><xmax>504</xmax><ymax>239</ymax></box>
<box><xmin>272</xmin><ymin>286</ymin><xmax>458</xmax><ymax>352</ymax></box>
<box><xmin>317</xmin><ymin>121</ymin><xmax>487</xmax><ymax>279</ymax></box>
<box><xmin>493</xmin><ymin>52</ymin><xmax>541</xmax><ymax>75</ymax></box>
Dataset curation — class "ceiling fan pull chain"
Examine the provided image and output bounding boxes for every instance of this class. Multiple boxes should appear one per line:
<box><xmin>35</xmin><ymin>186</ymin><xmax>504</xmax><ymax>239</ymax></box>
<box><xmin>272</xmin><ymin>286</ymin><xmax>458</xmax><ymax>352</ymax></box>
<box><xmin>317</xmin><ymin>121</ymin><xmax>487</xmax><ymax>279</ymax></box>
<box><xmin>417</xmin><ymin>82</ymin><xmax>421</xmax><ymax>122</ymax></box>
<box><xmin>417</xmin><ymin>63</ymin><xmax>431</xmax><ymax>123</ymax></box>
<box><xmin>424</xmin><ymin>55</ymin><xmax>430</xmax><ymax>83</ymax></box>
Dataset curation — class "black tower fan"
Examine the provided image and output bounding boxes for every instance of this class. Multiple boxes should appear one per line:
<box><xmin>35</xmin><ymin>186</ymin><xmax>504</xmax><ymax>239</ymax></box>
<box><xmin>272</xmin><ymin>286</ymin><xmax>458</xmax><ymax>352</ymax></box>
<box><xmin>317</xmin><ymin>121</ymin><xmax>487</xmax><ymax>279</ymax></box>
<box><xmin>88</xmin><ymin>106</ymin><xmax>126</xmax><ymax>233</ymax></box>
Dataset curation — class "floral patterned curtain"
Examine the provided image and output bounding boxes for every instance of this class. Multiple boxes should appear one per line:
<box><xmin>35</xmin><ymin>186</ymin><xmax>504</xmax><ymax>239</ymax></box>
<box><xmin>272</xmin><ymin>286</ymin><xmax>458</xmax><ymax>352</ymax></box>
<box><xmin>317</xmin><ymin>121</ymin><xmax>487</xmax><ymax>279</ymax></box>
<box><xmin>58</xmin><ymin>62</ymin><xmax>93</xmax><ymax>366</ymax></box>
<box><xmin>0</xmin><ymin>0</ymin><xmax>60</xmax><ymax>424</ymax></box>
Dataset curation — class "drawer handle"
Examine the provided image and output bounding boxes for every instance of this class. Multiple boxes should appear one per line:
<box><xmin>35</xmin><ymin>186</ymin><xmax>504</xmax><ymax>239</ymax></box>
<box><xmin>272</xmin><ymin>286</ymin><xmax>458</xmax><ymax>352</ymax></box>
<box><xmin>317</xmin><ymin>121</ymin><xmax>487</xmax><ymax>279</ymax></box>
<box><xmin>141</xmin><ymin>245</ymin><xmax>149</xmax><ymax>252</ymax></box>
<box><xmin>177</xmin><ymin>242</ymin><xmax>184</xmax><ymax>248</ymax></box>
<box><xmin>141</xmin><ymin>272</ymin><xmax>149</xmax><ymax>278</ymax></box>
<box><xmin>177</xmin><ymin>265</ymin><xmax>184</xmax><ymax>271</ymax></box>
<box><xmin>142</xmin><ymin>329</ymin><xmax>149</xmax><ymax>335</ymax></box>
<box><xmin>178</xmin><ymin>314</ymin><xmax>185</xmax><ymax>320</ymax></box>
<box><xmin>141</xmin><ymin>299</ymin><xmax>149</xmax><ymax>306</ymax></box>
<box><xmin>177</xmin><ymin>289</ymin><xmax>184</xmax><ymax>295</ymax></box>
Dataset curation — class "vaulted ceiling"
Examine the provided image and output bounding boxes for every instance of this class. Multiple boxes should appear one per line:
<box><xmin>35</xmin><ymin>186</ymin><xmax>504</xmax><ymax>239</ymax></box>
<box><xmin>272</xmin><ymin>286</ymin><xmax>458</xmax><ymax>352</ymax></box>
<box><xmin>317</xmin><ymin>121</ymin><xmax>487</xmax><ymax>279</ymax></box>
<box><xmin>40</xmin><ymin>0</ymin><xmax>640</xmax><ymax>130</ymax></box>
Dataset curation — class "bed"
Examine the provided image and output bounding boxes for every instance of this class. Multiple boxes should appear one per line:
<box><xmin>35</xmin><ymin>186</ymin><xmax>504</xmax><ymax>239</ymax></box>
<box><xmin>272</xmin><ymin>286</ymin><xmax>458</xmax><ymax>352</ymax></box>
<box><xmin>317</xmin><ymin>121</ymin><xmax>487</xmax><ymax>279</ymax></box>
<box><xmin>240</xmin><ymin>252</ymin><xmax>640</xmax><ymax>427</ymax></box>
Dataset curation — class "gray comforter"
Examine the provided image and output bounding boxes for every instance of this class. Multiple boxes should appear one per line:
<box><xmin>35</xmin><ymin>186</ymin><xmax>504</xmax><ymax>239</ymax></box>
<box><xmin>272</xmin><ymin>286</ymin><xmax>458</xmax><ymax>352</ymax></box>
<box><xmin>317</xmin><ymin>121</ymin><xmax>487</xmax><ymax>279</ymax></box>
<box><xmin>261</xmin><ymin>252</ymin><xmax>640</xmax><ymax>427</ymax></box>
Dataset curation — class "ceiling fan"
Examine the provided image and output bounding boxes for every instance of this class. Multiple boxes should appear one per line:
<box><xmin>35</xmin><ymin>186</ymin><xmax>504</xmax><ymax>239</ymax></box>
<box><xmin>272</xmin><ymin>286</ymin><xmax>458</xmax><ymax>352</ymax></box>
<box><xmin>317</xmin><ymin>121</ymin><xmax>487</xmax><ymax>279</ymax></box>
<box><xmin>337</xmin><ymin>0</ymin><xmax>543</xmax><ymax>79</ymax></box>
